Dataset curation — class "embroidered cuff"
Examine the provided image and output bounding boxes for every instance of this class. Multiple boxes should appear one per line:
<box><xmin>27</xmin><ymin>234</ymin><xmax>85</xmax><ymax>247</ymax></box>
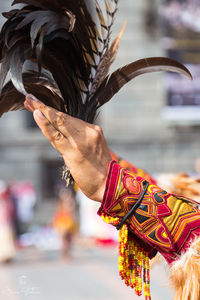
<box><xmin>98</xmin><ymin>160</ymin><xmax>120</xmax><ymax>216</ymax></box>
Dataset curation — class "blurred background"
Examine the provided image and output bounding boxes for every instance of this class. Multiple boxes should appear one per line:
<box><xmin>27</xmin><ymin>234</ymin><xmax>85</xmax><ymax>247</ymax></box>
<box><xmin>0</xmin><ymin>0</ymin><xmax>200</xmax><ymax>299</ymax></box>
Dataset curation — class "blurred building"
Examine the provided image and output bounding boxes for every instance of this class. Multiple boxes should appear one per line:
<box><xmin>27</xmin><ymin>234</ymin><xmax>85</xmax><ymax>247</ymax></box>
<box><xmin>0</xmin><ymin>0</ymin><xmax>200</xmax><ymax>222</ymax></box>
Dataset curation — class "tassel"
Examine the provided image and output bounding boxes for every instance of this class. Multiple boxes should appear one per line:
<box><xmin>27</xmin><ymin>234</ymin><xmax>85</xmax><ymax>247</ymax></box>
<box><xmin>101</xmin><ymin>213</ymin><xmax>151</xmax><ymax>299</ymax></box>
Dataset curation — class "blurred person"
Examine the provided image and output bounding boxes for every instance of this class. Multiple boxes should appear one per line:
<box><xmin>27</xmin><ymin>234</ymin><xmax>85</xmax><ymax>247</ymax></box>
<box><xmin>0</xmin><ymin>181</ymin><xmax>16</xmax><ymax>263</ymax></box>
<box><xmin>11</xmin><ymin>182</ymin><xmax>36</xmax><ymax>237</ymax></box>
<box><xmin>53</xmin><ymin>187</ymin><xmax>77</xmax><ymax>259</ymax></box>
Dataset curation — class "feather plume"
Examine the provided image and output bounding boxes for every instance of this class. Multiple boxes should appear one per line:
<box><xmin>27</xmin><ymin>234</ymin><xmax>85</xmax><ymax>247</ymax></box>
<box><xmin>88</xmin><ymin>21</ymin><xmax>127</xmax><ymax>98</ymax></box>
<box><xmin>0</xmin><ymin>0</ymin><xmax>192</xmax><ymax>185</ymax></box>
<box><xmin>157</xmin><ymin>172</ymin><xmax>200</xmax><ymax>208</ymax></box>
<box><xmin>0</xmin><ymin>0</ymin><xmax>192</xmax><ymax>122</ymax></box>
<box><xmin>0</xmin><ymin>71</ymin><xmax>63</xmax><ymax>116</ymax></box>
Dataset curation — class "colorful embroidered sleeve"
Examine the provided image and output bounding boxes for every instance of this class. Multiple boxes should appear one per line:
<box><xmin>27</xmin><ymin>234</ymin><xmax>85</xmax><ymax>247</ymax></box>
<box><xmin>98</xmin><ymin>161</ymin><xmax>200</xmax><ymax>299</ymax></box>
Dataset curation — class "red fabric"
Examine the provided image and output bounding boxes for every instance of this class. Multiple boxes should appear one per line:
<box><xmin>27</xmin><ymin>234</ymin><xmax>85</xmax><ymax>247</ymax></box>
<box><xmin>98</xmin><ymin>161</ymin><xmax>200</xmax><ymax>264</ymax></box>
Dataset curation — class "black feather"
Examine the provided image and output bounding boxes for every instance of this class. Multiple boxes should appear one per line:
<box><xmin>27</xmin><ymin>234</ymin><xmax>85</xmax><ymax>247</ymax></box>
<box><xmin>0</xmin><ymin>0</ymin><xmax>192</xmax><ymax>123</ymax></box>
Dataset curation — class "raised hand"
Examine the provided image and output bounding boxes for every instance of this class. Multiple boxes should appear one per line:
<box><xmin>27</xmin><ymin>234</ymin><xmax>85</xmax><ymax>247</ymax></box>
<box><xmin>24</xmin><ymin>95</ymin><xmax>112</xmax><ymax>202</ymax></box>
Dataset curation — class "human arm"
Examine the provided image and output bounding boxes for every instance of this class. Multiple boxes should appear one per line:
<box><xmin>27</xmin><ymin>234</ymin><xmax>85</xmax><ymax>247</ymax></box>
<box><xmin>25</xmin><ymin>94</ymin><xmax>200</xmax><ymax>260</ymax></box>
<box><xmin>24</xmin><ymin>95</ymin><xmax>200</xmax><ymax>300</ymax></box>
<box><xmin>24</xmin><ymin>95</ymin><xmax>112</xmax><ymax>202</ymax></box>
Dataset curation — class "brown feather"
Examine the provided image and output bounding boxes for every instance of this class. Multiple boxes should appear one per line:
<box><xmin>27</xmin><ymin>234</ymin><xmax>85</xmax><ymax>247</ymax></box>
<box><xmin>0</xmin><ymin>71</ymin><xmax>63</xmax><ymax>116</ymax></box>
<box><xmin>85</xmin><ymin>57</ymin><xmax>192</xmax><ymax>122</ymax></box>
<box><xmin>91</xmin><ymin>21</ymin><xmax>127</xmax><ymax>94</ymax></box>
<box><xmin>0</xmin><ymin>1</ymin><xmax>193</xmax><ymax>126</ymax></box>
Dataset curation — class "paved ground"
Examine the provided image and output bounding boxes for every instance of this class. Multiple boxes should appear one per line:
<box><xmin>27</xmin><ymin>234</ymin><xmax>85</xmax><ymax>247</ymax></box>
<box><xmin>0</xmin><ymin>245</ymin><xmax>173</xmax><ymax>300</ymax></box>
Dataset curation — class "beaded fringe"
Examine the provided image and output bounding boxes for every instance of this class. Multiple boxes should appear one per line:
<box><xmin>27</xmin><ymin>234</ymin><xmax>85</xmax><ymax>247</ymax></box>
<box><xmin>101</xmin><ymin>213</ymin><xmax>151</xmax><ymax>300</ymax></box>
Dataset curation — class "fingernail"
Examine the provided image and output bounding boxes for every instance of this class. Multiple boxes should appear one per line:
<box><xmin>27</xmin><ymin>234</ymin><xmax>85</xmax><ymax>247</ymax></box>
<box><xmin>27</xmin><ymin>94</ymin><xmax>39</xmax><ymax>102</ymax></box>
<box><xmin>34</xmin><ymin>109</ymin><xmax>45</xmax><ymax>119</ymax></box>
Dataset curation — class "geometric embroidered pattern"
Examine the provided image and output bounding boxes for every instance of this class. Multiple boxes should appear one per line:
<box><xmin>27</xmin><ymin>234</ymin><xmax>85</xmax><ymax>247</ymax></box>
<box><xmin>98</xmin><ymin>161</ymin><xmax>200</xmax><ymax>264</ymax></box>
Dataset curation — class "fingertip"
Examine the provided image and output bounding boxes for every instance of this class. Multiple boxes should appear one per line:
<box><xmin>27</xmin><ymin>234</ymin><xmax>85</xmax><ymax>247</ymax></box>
<box><xmin>33</xmin><ymin>109</ymin><xmax>45</xmax><ymax>120</ymax></box>
<box><xmin>25</xmin><ymin>94</ymin><xmax>45</xmax><ymax>113</ymax></box>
